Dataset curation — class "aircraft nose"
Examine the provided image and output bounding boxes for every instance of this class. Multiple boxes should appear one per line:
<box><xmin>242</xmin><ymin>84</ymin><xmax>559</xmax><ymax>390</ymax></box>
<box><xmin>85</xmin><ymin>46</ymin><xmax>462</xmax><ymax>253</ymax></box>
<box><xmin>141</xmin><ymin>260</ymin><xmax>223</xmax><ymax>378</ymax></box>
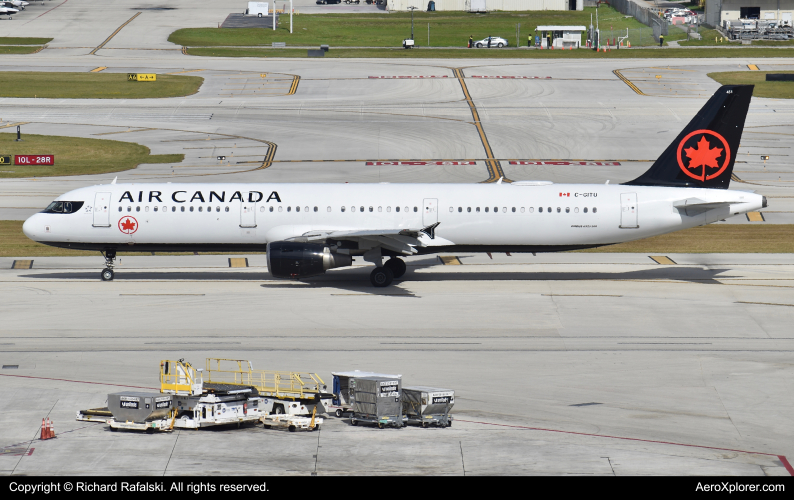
<box><xmin>22</xmin><ymin>213</ymin><xmax>43</xmax><ymax>241</ymax></box>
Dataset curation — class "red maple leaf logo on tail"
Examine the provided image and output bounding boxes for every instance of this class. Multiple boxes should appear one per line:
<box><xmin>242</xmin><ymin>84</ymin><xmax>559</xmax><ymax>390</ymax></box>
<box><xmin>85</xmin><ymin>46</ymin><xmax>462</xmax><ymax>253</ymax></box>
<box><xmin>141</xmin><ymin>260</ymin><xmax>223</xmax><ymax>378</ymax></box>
<box><xmin>684</xmin><ymin>136</ymin><xmax>723</xmax><ymax>180</ymax></box>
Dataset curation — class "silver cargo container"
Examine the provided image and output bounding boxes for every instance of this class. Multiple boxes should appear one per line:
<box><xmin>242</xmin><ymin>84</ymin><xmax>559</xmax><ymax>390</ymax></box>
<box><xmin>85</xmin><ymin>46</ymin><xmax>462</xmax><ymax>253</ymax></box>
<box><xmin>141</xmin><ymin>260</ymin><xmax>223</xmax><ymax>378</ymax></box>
<box><xmin>350</xmin><ymin>376</ymin><xmax>404</xmax><ymax>428</ymax></box>
<box><xmin>108</xmin><ymin>392</ymin><xmax>173</xmax><ymax>423</ymax></box>
<box><xmin>402</xmin><ymin>386</ymin><xmax>454</xmax><ymax>427</ymax></box>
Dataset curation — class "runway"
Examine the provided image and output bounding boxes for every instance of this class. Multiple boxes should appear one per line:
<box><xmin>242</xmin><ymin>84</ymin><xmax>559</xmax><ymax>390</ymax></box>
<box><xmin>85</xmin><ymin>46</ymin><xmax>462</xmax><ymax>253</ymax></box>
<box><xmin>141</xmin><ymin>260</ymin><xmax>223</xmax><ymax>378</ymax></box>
<box><xmin>1</xmin><ymin>0</ymin><xmax>793</xmax><ymax>476</ymax></box>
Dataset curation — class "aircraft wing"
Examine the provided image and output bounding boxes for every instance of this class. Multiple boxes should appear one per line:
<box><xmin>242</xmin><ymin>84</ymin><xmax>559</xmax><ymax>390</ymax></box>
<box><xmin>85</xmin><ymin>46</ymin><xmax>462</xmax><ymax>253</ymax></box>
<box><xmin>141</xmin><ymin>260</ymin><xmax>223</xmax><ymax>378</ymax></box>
<box><xmin>287</xmin><ymin>223</ymin><xmax>444</xmax><ymax>255</ymax></box>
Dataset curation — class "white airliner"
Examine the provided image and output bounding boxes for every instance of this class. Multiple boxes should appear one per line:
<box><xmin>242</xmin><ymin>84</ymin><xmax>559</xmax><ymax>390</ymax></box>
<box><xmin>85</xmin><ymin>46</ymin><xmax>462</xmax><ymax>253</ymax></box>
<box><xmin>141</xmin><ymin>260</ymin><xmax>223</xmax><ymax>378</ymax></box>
<box><xmin>23</xmin><ymin>86</ymin><xmax>766</xmax><ymax>286</ymax></box>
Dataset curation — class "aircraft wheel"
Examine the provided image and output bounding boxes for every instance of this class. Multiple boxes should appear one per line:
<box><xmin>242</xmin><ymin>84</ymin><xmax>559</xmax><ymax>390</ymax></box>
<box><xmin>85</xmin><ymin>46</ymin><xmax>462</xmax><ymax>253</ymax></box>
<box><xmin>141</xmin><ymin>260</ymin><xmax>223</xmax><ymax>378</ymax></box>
<box><xmin>370</xmin><ymin>266</ymin><xmax>393</xmax><ymax>287</ymax></box>
<box><xmin>288</xmin><ymin>425</ymin><xmax>296</xmax><ymax>432</ymax></box>
<box><xmin>101</xmin><ymin>269</ymin><xmax>114</xmax><ymax>281</ymax></box>
<box><xmin>335</xmin><ymin>409</ymin><xmax>343</xmax><ymax>418</ymax></box>
<box><xmin>351</xmin><ymin>419</ymin><xmax>357</xmax><ymax>426</ymax></box>
<box><xmin>384</xmin><ymin>258</ymin><xmax>406</xmax><ymax>278</ymax></box>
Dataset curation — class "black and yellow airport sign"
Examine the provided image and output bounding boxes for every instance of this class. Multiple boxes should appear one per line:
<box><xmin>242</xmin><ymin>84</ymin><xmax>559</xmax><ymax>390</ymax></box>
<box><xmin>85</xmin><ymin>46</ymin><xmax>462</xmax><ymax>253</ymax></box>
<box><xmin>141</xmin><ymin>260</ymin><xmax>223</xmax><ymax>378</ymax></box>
<box><xmin>0</xmin><ymin>156</ymin><xmax>11</xmax><ymax>165</ymax></box>
<box><xmin>127</xmin><ymin>73</ymin><xmax>157</xmax><ymax>82</ymax></box>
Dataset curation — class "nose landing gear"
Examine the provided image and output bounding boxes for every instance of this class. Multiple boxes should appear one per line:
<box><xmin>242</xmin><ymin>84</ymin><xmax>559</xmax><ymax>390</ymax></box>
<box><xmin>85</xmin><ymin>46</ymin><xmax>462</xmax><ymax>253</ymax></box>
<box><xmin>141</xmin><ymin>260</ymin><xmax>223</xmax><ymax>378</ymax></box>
<box><xmin>100</xmin><ymin>249</ymin><xmax>116</xmax><ymax>281</ymax></box>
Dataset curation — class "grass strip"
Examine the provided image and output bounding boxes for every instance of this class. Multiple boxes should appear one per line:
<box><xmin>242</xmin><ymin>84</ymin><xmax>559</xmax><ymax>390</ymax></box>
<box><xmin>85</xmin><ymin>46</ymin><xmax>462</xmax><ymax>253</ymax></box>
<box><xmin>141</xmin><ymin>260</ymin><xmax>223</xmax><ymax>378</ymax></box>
<box><xmin>187</xmin><ymin>46</ymin><xmax>794</xmax><ymax>59</ymax></box>
<box><xmin>171</xmin><ymin>8</ymin><xmax>650</xmax><ymax>48</ymax></box>
<box><xmin>0</xmin><ymin>46</ymin><xmax>44</xmax><ymax>55</ymax></box>
<box><xmin>0</xmin><ymin>133</ymin><xmax>184</xmax><ymax>178</ymax></box>
<box><xmin>2</xmin><ymin>222</ymin><xmax>791</xmax><ymax>257</ymax></box>
<box><xmin>708</xmin><ymin>71</ymin><xmax>794</xmax><ymax>99</ymax></box>
<box><xmin>0</xmin><ymin>37</ymin><xmax>53</xmax><ymax>45</ymax></box>
<box><xmin>0</xmin><ymin>72</ymin><xmax>203</xmax><ymax>99</ymax></box>
<box><xmin>578</xmin><ymin>225</ymin><xmax>794</xmax><ymax>253</ymax></box>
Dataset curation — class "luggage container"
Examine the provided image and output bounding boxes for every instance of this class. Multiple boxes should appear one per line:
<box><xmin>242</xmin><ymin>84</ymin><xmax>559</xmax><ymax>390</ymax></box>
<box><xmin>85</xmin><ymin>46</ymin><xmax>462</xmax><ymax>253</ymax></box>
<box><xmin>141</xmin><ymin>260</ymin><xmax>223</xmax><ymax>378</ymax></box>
<box><xmin>108</xmin><ymin>391</ymin><xmax>173</xmax><ymax>423</ymax></box>
<box><xmin>349</xmin><ymin>375</ymin><xmax>405</xmax><ymax>428</ymax></box>
<box><xmin>328</xmin><ymin>370</ymin><xmax>402</xmax><ymax>417</ymax></box>
<box><xmin>402</xmin><ymin>386</ymin><xmax>454</xmax><ymax>428</ymax></box>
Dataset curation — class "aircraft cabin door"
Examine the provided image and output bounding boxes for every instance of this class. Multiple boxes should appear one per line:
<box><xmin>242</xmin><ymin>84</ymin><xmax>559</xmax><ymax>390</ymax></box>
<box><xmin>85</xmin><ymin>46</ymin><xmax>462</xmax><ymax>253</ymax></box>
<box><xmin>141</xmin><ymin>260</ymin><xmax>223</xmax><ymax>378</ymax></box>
<box><xmin>92</xmin><ymin>192</ymin><xmax>111</xmax><ymax>227</ymax></box>
<box><xmin>240</xmin><ymin>194</ymin><xmax>257</xmax><ymax>228</ymax></box>
<box><xmin>423</xmin><ymin>198</ymin><xmax>438</xmax><ymax>226</ymax></box>
<box><xmin>620</xmin><ymin>192</ymin><xmax>638</xmax><ymax>228</ymax></box>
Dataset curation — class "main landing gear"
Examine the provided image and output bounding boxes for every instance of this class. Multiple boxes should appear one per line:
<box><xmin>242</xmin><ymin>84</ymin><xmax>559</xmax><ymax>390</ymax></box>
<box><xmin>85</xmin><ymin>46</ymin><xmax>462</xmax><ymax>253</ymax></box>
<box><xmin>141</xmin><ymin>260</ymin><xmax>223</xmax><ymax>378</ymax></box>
<box><xmin>100</xmin><ymin>249</ymin><xmax>116</xmax><ymax>281</ymax></box>
<box><xmin>369</xmin><ymin>258</ymin><xmax>406</xmax><ymax>287</ymax></box>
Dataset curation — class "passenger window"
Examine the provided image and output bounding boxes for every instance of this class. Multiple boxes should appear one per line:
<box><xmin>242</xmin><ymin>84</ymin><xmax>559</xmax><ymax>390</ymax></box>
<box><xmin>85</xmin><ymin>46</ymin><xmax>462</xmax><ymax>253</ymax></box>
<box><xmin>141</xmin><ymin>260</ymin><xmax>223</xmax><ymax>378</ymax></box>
<box><xmin>127</xmin><ymin>207</ymin><xmax>132</xmax><ymax>212</ymax></box>
<box><xmin>495</xmin><ymin>207</ymin><xmax>498</xmax><ymax>213</ymax></box>
<box><xmin>476</xmin><ymin>207</ymin><xmax>480</xmax><ymax>213</ymax></box>
<box><xmin>467</xmin><ymin>207</ymin><xmax>471</xmax><ymax>213</ymax></box>
<box><xmin>341</xmin><ymin>207</ymin><xmax>346</xmax><ymax>212</ymax></box>
<box><xmin>270</xmin><ymin>206</ymin><xmax>274</xmax><ymax>212</ymax></box>
<box><xmin>190</xmin><ymin>206</ymin><xmax>194</xmax><ymax>212</ymax></box>
<box><xmin>351</xmin><ymin>206</ymin><xmax>355</xmax><ymax>212</ymax></box>
<box><xmin>584</xmin><ymin>207</ymin><xmax>588</xmax><ymax>213</ymax></box>
<box><xmin>529</xmin><ymin>207</ymin><xmax>534</xmax><ymax>213</ymax></box>
<box><xmin>259</xmin><ymin>206</ymin><xmax>264</xmax><ymax>212</ymax></box>
<box><xmin>395</xmin><ymin>207</ymin><xmax>400</xmax><ymax>212</ymax></box>
<box><xmin>172</xmin><ymin>206</ymin><xmax>176</xmax><ymax>212</ymax></box>
<box><xmin>413</xmin><ymin>207</ymin><xmax>418</xmax><ymax>212</ymax></box>
<box><xmin>216</xmin><ymin>207</ymin><xmax>220</xmax><ymax>212</ymax></box>
<box><xmin>327</xmin><ymin>207</ymin><xmax>331</xmax><ymax>212</ymax></box>
<box><xmin>136</xmin><ymin>206</ymin><xmax>141</xmax><ymax>212</ymax></box>
<box><xmin>566</xmin><ymin>207</ymin><xmax>570</xmax><ymax>213</ymax></box>
<box><xmin>458</xmin><ymin>207</ymin><xmax>462</xmax><ymax>213</ymax></box>
<box><xmin>511</xmin><ymin>207</ymin><xmax>515</xmax><ymax>213</ymax></box>
<box><xmin>198</xmin><ymin>207</ymin><xmax>203</xmax><ymax>212</ymax></box>
<box><xmin>225</xmin><ymin>207</ymin><xmax>230</xmax><ymax>212</ymax></box>
<box><xmin>295</xmin><ymin>206</ymin><xmax>300</xmax><ymax>212</ymax></box>
<box><xmin>314</xmin><ymin>206</ymin><xmax>318</xmax><ymax>212</ymax></box>
<box><xmin>405</xmin><ymin>207</ymin><xmax>409</xmax><ymax>213</ymax></box>
<box><xmin>378</xmin><ymin>207</ymin><xmax>382</xmax><ymax>212</ymax></box>
<box><xmin>153</xmin><ymin>207</ymin><xmax>158</xmax><ymax>212</ymax></box>
<box><xmin>387</xmin><ymin>206</ymin><xmax>391</xmax><ymax>212</ymax></box>
<box><xmin>539</xmin><ymin>207</ymin><xmax>543</xmax><ymax>213</ymax></box>
<box><xmin>449</xmin><ymin>207</ymin><xmax>453</xmax><ymax>213</ymax></box>
<box><xmin>557</xmin><ymin>207</ymin><xmax>561</xmax><ymax>213</ymax></box>
<box><xmin>278</xmin><ymin>206</ymin><xmax>283</xmax><ymax>212</ymax></box>
<box><xmin>520</xmin><ymin>207</ymin><xmax>525</xmax><ymax>213</ymax></box>
<box><xmin>305</xmin><ymin>206</ymin><xmax>309</xmax><ymax>212</ymax></box>
<box><xmin>369</xmin><ymin>207</ymin><xmax>373</xmax><ymax>212</ymax></box>
<box><xmin>164</xmin><ymin>206</ymin><xmax>167</xmax><ymax>212</ymax></box>
<box><xmin>287</xmin><ymin>206</ymin><xmax>291</xmax><ymax>212</ymax></box>
<box><xmin>118</xmin><ymin>207</ymin><xmax>122</xmax><ymax>212</ymax></box>
<box><xmin>574</xmin><ymin>208</ymin><xmax>579</xmax><ymax>213</ymax></box>
<box><xmin>181</xmin><ymin>206</ymin><xmax>185</xmax><ymax>212</ymax></box>
<box><xmin>485</xmin><ymin>207</ymin><xmax>489</xmax><ymax>213</ymax></box>
<box><xmin>593</xmin><ymin>207</ymin><xmax>597</xmax><ymax>213</ymax></box>
<box><xmin>361</xmin><ymin>206</ymin><xmax>365</xmax><ymax>212</ymax></box>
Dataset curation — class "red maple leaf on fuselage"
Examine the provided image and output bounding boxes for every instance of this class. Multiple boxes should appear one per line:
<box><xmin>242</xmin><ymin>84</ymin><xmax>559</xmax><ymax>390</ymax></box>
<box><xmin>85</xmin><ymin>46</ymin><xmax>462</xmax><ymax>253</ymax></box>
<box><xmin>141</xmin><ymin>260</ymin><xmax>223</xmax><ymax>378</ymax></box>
<box><xmin>121</xmin><ymin>218</ymin><xmax>136</xmax><ymax>231</ymax></box>
<box><xmin>684</xmin><ymin>135</ymin><xmax>723</xmax><ymax>171</ymax></box>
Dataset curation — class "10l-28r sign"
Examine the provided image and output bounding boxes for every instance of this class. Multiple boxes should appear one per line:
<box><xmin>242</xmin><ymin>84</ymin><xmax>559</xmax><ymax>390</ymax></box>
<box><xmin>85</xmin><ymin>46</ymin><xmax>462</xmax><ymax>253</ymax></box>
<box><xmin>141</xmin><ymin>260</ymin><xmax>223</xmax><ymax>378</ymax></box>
<box><xmin>14</xmin><ymin>155</ymin><xmax>54</xmax><ymax>165</ymax></box>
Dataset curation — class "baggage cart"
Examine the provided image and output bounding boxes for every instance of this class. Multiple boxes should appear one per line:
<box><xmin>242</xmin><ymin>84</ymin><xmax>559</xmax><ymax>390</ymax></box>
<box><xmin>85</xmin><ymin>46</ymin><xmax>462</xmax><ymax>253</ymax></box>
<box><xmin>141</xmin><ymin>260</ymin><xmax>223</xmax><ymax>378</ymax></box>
<box><xmin>348</xmin><ymin>375</ymin><xmax>405</xmax><ymax>428</ymax></box>
<box><xmin>402</xmin><ymin>386</ymin><xmax>454</xmax><ymax>428</ymax></box>
<box><xmin>328</xmin><ymin>370</ymin><xmax>401</xmax><ymax>417</ymax></box>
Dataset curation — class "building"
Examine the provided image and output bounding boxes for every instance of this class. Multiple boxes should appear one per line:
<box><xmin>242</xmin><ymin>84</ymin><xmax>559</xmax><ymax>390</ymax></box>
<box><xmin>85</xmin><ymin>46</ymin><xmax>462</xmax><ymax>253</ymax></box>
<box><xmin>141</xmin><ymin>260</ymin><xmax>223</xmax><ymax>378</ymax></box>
<box><xmin>387</xmin><ymin>0</ymin><xmax>583</xmax><ymax>12</ymax></box>
<box><xmin>536</xmin><ymin>25</ymin><xmax>587</xmax><ymax>47</ymax></box>
<box><xmin>705</xmin><ymin>0</ymin><xmax>793</xmax><ymax>26</ymax></box>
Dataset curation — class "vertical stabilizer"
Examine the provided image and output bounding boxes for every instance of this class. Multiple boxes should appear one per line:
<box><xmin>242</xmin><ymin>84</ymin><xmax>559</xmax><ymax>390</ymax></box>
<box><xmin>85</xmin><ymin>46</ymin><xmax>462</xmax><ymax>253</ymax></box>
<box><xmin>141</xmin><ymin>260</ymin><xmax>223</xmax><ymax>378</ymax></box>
<box><xmin>624</xmin><ymin>85</ymin><xmax>753</xmax><ymax>189</ymax></box>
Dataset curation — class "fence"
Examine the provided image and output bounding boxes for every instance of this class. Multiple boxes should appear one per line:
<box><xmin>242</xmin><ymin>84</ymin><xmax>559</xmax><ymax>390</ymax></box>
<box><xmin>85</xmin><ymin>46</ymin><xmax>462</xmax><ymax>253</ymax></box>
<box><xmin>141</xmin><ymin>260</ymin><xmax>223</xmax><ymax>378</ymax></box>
<box><xmin>605</xmin><ymin>0</ymin><xmax>668</xmax><ymax>38</ymax></box>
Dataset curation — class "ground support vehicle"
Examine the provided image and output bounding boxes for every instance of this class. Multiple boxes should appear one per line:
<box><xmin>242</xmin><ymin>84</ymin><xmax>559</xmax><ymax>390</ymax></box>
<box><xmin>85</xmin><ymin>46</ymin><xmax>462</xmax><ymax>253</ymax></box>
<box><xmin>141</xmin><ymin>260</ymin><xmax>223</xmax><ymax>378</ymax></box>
<box><xmin>75</xmin><ymin>408</ymin><xmax>113</xmax><ymax>423</ymax></box>
<box><xmin>261</xmin><ymin>412</ymin><xmax>323</xmax><ymax>432</ymax></box>
<box><xmin>402</xmin><ymin>386</ymin><xmax>454</xmax><ymax>428</ymax></box>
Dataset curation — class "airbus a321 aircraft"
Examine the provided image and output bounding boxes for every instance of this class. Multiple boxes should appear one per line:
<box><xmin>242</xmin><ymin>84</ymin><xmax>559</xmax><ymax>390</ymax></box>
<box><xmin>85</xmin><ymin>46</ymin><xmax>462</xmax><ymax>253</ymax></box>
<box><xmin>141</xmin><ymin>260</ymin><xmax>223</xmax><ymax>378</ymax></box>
<box><xmin>23</xmin><ymin>85</ymin><xmax>766</xmax><ymax>287</ymax></box>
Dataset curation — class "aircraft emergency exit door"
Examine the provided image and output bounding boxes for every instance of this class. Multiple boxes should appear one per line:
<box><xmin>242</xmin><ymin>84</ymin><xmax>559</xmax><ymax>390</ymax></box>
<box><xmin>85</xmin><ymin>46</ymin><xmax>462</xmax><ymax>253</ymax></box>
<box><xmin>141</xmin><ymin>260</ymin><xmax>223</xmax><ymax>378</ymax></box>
<box><xmin>620</xmin><ymin>192</ymin><xmax>638</xmax><ymax>228</ymax></box>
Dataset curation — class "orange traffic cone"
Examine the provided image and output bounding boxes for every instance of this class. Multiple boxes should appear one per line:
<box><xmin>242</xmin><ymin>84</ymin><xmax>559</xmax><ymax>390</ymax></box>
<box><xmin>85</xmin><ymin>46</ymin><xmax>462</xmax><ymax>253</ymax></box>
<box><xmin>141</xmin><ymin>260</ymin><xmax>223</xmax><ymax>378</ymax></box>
<box><xmin>40</xmin><ymin>418</ymin><xmax>46</xmax><ymax>439</ymax></box>
<box><xmin>627</xmin><ymin>41</ymin><xmax>631</xmax><ymax>48</ymax></box>
<box><xmin>48</xmin><ymin>419</ymin><xmax>55</xmax><ymax>439</ymax></box>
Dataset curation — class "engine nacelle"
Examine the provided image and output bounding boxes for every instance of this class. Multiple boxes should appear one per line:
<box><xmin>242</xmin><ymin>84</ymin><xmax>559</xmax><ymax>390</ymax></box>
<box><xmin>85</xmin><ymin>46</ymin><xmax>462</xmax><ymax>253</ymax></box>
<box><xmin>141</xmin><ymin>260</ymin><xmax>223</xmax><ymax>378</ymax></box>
<box><xmin>266</xmin><ymin>241</ymin><xmax>353</xmax><ymax>279</ymax></box>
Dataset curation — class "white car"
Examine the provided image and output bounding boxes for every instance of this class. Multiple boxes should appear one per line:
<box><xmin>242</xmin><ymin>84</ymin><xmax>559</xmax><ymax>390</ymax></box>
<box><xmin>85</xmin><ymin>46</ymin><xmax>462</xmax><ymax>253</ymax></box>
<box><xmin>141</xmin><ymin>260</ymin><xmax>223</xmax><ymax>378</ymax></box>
<box><xmin>5</xmin><ymin>0</ymin><xmax>27</xmax><ymax>8</ymax></box>
<box><xmin>474</xmin><ymin>36</ymin><xmax>508</xmax><ymax>48</ymax></box>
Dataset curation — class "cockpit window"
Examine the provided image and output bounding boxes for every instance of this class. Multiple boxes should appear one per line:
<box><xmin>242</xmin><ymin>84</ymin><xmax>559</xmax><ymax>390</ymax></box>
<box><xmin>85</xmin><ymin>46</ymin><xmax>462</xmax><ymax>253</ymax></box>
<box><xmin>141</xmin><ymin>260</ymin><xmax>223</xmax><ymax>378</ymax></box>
<box><xmin>42</xmin><ymin>201</ymin><xmax>84</xmax><ymax>214</ymax></box>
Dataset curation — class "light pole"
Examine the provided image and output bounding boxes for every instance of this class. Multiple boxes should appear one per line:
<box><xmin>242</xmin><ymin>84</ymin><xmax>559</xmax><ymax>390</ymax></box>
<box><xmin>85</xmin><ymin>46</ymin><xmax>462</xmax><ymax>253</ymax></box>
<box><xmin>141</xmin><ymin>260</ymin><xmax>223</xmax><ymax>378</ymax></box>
<box><xmin>408</xmin><ymin>6</ymin><xmax>417</xmax><ymax>41</ymax></box>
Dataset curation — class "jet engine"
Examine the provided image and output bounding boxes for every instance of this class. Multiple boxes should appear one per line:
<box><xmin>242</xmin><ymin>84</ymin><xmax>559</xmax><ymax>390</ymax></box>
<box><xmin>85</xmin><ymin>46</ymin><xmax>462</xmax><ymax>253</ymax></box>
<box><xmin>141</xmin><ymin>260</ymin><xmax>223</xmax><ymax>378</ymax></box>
<box><xmin>266</xmin><ymin>241</ymin><xmax>353</xmax><ymax>279</ymax></box>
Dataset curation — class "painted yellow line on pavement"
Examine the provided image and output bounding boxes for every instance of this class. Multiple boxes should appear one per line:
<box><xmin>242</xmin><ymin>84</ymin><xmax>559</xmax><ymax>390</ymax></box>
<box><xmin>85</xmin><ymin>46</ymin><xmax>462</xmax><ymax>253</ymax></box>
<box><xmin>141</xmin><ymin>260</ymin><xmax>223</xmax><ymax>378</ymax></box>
<box><xmin>288</xmin><ymin>75</ymin><xmax>300</xmax><ymax>95</ymax></box>
<box><xmin>748</xmin><ymin>64</ymin><xmax>759</xmax><ymax>71</ymax></box>
<box><xmin>228</xmin><ymin>258</ymin><xmax>249</xmax><ymax>268</ymax></box>
<box><xmin>90</xmin><ymin>12</ymin><xmax>141</xmax><ymax>55</ymax></box>
<box><xmin>90</xmin><ymin>67</ymin><xmax>107</xmax><ymax>73</ymax></box>
<box><xmin>166</xmin><ymin>69</ymin><xmax>205</xmax><ymax>75</ymax></box>
<box><xmin>0</xmin><ymin>122</ymin><xmax>29</xmax><ymax>129</ymax></box>
<box><xmin>613</xmin><ymin>69</ymin><xmax>647</xmax><ymax>96</ymax></box>
<box><xmin>453</xmin><ymin>68</ymin><xmax>506</xmax><ymax>183</ymax></box>
<box><xmin>746</xmin><ymin>211</ymin><xmax>765</xmax><ymax>222</ymax></box>
<box><xmin>12</xmin><ymin>260</ymin><xmax>33</xmax><ymax>270</ymax></box>
<box><xmin>439</xmin><ymin>256</ymin><xmax>462</xmax><ymax>265</ymax></box>
<box><xmin>649</xmin><ymin>256</ymin><xmax>677</xmax><ymax>265</ymax></box>
<box><xmin>92</xmin><ymin>128</ymin><xmax>157</xmax><ymax>136</ymax></box>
